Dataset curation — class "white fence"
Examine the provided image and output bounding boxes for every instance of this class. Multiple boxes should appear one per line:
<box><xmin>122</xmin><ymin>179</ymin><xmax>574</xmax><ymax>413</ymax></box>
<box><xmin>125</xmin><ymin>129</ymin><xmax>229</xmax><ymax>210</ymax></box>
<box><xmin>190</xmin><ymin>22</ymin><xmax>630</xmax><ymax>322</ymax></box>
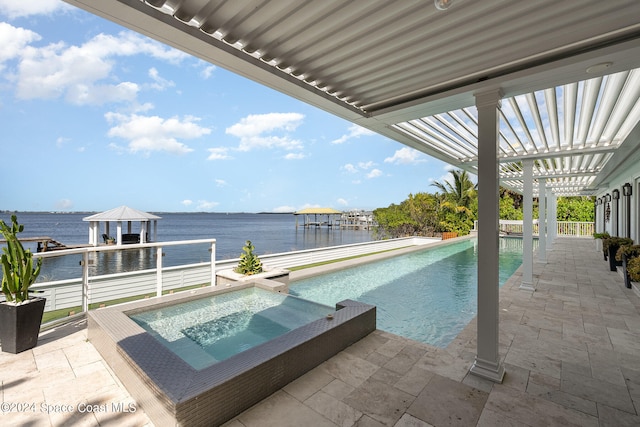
<box><xmin>474</xmin><ymin>221</ymin><xmax>594</xmax><ymax>238</ymax></box>
<box><xmin>30</xmin><ymin>236</ymin><xmax>438</xmax><ymax>318</ymax></box>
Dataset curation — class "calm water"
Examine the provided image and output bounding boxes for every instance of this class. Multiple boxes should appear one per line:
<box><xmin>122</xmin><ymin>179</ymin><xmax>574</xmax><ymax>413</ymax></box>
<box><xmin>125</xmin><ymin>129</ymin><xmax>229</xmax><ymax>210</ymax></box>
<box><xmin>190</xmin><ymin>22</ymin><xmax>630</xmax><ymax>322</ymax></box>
<box><xmin>130</xmin><ymin>287</ymin><xmax>332</xmax><ymax>369</ymax></box>
<box><xmin>290</xmin><ymin>238</ymin><xmax>527</xmax><ymax>348</ymax></box>
<box><xmin>0</xmin><ymin>212</ymin><xmax>373</xmax><ymax>281</ymax></box>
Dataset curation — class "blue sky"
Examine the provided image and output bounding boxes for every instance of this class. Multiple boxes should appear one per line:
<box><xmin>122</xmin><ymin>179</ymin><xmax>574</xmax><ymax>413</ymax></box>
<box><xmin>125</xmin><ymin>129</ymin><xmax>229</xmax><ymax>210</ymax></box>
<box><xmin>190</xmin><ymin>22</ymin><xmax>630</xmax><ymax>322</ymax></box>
<box><xmin>0</xmin><ymin>0</ymin><xmax>451</xmax><ymax>213</ymax></box>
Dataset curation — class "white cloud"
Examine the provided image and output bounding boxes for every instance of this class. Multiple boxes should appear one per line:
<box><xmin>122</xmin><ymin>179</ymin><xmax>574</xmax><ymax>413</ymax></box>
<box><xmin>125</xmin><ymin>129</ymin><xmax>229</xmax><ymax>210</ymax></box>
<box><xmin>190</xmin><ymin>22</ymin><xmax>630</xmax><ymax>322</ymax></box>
<box><xmin>284</xmin><ymin>152</ymin><xmax>305</xmax><ymax>160</ymax></box>
<box><xmin>367</xmin><ymin>169</ymin><xmax>383</xmax><ymax>179</ymax></box>
<box><xmin>337</xmin><ymin>198</ymin><xmax>348</xmax><ymax>206</ymax></box>
<box><xmin>207</xmin><ymin>147</ymin><xmax>232</xmax><ymax>160</ymax></box>
<box><xmin>147</xmin><ymin>67</ymin><xmax>175</xmax><ymax>91</ymax></box>
<box><xmin>201</xmin><ymin>65</ymin><xmax>216</xmax><ymax>79</ymax></box>
<box><xmin>331</xmin><ymin>124</ymin><xmax>376</xmax><ymax>144</ymax></box>
<box><xmin>54</xmin><ymin>198</ymin><xmax>73</xmax><ymax>210</ymax></box>
<box><xmin>181</xmin><ymin>199</ymin><xmax>193</xmax><ymax>206</ymax></box>
<box><xmin>55</xmin><ymin>136</ymin><xmax>69</xmax><ymax>148</ymax></box>
<box><xmin>384</xmin><ymin>147</ymin><xmax>426</xmax><ymax>164</ymax></box>
<box><xmin>196</xmin><ymin>200</ymin><xmax>219</xmax><ymax>211</ymax></box>
<box><xmin>342</xmin><ymin>163</ymin><xmax>358</xmax><ymax>173</ymax></box>
<box><xmin>358</xmin><ymin>161</ymin><xmax>375</xmax><ymax>170</ymax></box>
<box><xmin>0</xmin><ymin>22</ymin><xmax>40</xmax><ymax>67</ymax></box>
<box><xmin>0</xmin><ymin>0</ymin><xmax>71</xmax><ymax>19</ymax></box>
<box><xmin>226</xmin><ymin>113</ymin><xmax>304</xmax><ymax>152</ymax></box>
<box><xmin>106</xmin><ymin>112</ymin><xmax>210</xmax><ymax>155</ymax></box>
<box><xmin>215</xmin><ymin>179</ymin><xmax>227</xmax><ymax>187</ymax></box>
<box><xmin>10</xmin><ymin>30</ymin><xmax>186</xmax><ymax>105</ymax></box>
<box><xmin>298</xmin><ymin>203</ymin><xmax>322</xmax><ymax>210</ymax></box>
<box><xmin>273</xmin><ymin>205</ymin><xmax>296</xmax><ymax>213</ymax></box>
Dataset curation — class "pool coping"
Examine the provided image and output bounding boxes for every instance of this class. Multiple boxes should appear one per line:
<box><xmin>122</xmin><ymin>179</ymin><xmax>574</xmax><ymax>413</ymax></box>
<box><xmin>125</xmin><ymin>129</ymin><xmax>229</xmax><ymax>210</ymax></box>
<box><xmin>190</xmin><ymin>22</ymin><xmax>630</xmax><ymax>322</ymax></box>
<box><xmin>289</xmin><ymin>234</ymin><xmax>475</xmax><ymax>282</ymax></box>
<box><xmin>88</xmin><ymin>281</ymin><xmax>376</xmax><ymax>426</ymax></box>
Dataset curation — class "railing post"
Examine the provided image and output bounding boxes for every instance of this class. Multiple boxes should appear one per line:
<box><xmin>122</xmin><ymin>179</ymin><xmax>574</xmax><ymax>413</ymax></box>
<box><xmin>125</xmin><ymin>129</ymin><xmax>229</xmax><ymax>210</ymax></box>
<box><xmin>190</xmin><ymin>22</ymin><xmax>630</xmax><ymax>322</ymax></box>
<box><xmin>82</xmin><ymin>251</ymin><xmax>89</xmax><ymax>313</ymax></box>
<box><xmin>156</xmin><ymin>247</ymin><xmax>163</xmax><ymax>297</ymax></box>
<box><xmin>210</xmin><ymin>242</ymin><xmax>216</xmax><ymax>286</ymax></box>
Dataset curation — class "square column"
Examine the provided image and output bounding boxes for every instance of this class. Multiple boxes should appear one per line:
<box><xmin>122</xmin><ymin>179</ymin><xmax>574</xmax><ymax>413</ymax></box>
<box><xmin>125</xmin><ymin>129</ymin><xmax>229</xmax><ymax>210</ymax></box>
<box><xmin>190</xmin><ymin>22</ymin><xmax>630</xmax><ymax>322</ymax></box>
<box><xmin>469</xmin><ymin>89</ymin><xmax>505</xmax><ymax>383</ymax></box>
<box><xmin>538</xmin><ymin>179</ymin><xmax>547</xmax><ymax>264</ymax></box>
<box><xmin>520</xmin><ymin>160</ymin><xmax>534</xmax><ymax>291</ymax></box>
<box><xmin>547</xmin><ymin>189</ymin><xmax>556</xmax><ymax>250</ymax></box>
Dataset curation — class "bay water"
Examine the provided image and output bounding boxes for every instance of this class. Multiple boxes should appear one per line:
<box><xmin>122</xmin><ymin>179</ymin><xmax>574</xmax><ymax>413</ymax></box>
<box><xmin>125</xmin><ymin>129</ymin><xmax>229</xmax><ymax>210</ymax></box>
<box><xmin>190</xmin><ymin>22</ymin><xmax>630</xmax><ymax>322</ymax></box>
<box><xmin>0</xmin><ymin>212</ymin><xmax>374</xmax><ymax>281</ymax></box>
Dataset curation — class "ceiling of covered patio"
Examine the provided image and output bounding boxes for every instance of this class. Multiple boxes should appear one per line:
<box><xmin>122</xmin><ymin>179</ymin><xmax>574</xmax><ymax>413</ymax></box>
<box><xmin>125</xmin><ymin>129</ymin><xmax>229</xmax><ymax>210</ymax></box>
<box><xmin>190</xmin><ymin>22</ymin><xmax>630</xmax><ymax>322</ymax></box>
<box><xmin>65</xmin><ymin>0</ymin><xmax>640</xmax><ymax>196</ymax></box>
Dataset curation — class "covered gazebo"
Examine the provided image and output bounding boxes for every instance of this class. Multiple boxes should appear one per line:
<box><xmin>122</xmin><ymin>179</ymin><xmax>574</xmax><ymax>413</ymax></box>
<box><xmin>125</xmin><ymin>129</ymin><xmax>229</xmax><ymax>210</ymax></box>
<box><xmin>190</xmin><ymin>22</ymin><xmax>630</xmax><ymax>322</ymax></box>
<box><xmin>294</xmin><ymin>207</ymin><xmax>343</xmax><ymax>228</ymax></box>
<box><xmin>83</xmin><ymin>206</ymin><xmax>161</xmax><ymax>246</ymax></box>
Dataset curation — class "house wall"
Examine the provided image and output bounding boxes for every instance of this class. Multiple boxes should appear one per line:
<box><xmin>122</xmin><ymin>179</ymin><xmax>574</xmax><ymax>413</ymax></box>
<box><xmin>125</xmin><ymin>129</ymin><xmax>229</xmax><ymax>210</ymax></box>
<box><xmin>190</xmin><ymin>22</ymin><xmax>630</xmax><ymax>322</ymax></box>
<box><xmin>595</xmin><ymin>161</ymin><xmax>640</xmax><ymax>242</ymax></box>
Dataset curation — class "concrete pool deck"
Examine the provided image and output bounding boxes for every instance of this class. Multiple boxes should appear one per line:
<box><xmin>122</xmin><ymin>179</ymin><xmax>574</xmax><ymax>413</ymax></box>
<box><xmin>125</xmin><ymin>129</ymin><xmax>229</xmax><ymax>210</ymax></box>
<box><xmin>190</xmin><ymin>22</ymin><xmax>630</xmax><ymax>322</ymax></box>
<box><xmin>1</xmin><ymin>237</ymin><xmax>639</xmax><ymax>426</ymax></box>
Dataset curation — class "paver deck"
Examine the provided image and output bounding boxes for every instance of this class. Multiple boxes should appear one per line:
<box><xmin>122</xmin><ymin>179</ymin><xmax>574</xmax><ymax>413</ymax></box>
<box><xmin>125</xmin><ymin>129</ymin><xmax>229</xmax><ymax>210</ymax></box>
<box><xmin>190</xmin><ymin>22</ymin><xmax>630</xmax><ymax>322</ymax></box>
<box><xmin>1</xmin><ymin>238</ymin><xmax>639</xmax><ymax>426</ymax></box>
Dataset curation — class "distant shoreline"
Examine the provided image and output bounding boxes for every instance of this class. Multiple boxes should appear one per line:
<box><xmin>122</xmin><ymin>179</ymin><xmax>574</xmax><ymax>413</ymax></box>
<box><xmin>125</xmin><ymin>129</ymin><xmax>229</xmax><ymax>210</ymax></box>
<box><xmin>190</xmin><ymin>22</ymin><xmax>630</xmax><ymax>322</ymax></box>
<box><xmin>1</xmin><ymin>210</ymin><xmax>295</xmax><ymax>215</ymax></box>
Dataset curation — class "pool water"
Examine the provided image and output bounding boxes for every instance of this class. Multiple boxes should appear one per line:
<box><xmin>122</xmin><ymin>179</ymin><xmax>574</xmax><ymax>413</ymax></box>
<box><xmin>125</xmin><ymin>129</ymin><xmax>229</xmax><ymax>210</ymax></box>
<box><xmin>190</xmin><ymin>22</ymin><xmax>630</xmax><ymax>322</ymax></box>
<box><xmin>290</xmin><ymin>238</ymin><xmax>527</xmax><ymax>347</ymax></box>
<box><xmin>130</xmin><ymin>287</ymin><xmax>333</xmax><ymax>369</ymax></box>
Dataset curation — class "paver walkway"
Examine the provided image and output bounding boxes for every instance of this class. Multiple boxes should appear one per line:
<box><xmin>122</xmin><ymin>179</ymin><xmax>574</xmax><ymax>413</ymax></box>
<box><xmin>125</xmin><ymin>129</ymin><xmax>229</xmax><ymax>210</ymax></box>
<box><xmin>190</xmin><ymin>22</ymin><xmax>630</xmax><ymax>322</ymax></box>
<box><xmin>1</xmin><ymin>238</ymin><xmax>639</xmax><ymax>426</ymax></box>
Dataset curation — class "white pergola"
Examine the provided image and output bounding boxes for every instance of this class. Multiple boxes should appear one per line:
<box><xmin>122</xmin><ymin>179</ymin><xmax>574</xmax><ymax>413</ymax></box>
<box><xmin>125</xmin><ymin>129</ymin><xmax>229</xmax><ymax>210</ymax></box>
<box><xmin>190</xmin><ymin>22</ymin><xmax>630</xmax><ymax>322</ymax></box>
<box><xmin>65</xmin><ymin>0</ymin><xmax>640</xmax><ymax>383</ymax></box>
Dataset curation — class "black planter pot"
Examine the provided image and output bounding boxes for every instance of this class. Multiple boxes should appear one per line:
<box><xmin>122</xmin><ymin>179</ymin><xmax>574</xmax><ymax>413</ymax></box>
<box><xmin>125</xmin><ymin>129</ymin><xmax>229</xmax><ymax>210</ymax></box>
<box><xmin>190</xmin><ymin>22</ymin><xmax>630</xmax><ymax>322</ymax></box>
<box><xmin>608</xmin><ymin>245</ymin><xmax>623</xmax><ymax>272</ymax></box>
<box><xmin>622</xmin><ymin>256</ymin><xmax>633</xmax><ymax>289</ymax></box>
<box><xmin>0</xmin><ymin>297</ymin><xmax>46</xmax><ymax>354</ymax></box>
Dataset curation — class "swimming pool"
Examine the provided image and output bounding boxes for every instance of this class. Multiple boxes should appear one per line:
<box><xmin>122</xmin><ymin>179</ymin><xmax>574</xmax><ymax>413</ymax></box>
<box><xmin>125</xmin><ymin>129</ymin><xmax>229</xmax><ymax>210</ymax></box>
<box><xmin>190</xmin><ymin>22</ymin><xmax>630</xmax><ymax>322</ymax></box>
<box><xmin>290</xmin><ymin>237</ymin><xmax>526</xmax><ymax>347</ymax></box>
<box><xmin>88</xmin><ymin>283</ymin><xmax>375</xmax><ymax>426</ymax></box>
<box><xmin>129</xmin><ymin>287</ymin><xmax>334</xmax><ymax>369</ymax></box>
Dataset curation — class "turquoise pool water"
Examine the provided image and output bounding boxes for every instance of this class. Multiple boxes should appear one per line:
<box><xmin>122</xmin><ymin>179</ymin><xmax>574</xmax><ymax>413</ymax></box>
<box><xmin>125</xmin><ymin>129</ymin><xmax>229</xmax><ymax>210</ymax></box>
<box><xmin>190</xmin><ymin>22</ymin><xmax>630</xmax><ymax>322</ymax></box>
<box><xmin>130</xmin><ymin>287</ymin><xmax>333</xmax><ymax>369</ymax></box>
<box><xmin>290</xmin><ymin>238</ymin><xmax>526</xmax><ymax>347</ymax></box>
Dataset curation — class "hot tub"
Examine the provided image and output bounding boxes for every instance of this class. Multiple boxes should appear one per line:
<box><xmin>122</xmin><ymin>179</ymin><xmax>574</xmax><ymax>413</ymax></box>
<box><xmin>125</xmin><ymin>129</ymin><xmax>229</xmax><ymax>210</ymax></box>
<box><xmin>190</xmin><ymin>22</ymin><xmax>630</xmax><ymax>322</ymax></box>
<box><xmin>88</xmin><ymin>281</ymin><xmax>376</xmax><ymax>426</ymax></box>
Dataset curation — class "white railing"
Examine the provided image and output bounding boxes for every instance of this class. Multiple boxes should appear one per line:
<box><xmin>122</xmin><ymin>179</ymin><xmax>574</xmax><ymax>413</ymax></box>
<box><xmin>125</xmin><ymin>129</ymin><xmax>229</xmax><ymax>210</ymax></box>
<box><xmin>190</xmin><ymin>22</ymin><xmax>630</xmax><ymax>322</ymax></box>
<box><xmin>215</xmin><ymin>236</ymin><xmax>439</xmax><ymax>271</ymax></box>
<box><xmin>556</xmin><ymin>221</ymin><xmax>594</xmax><ymax>237</ymax></box>
<box><xmin>473</xmin><ymin>220</ymin><xmax>594</xmax><ymax>238</ymax></box>
<box><xmin>28</xmin><ymin>236</ymin><xmax>441</xmax><ymax>318</ymax></box>
<box><xmin>31</xmin><ymin>239</ymin><xmax>216</xmax><ymax>315</ymax></box>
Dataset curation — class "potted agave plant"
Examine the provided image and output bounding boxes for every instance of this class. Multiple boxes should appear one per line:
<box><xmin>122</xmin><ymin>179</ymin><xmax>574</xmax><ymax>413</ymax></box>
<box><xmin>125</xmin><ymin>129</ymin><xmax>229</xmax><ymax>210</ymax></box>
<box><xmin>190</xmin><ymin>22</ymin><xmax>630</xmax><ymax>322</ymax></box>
<box><xmin>0</xmin><ymin>215</ymin><xmax>46</xmax><ymax>354</ymax></box>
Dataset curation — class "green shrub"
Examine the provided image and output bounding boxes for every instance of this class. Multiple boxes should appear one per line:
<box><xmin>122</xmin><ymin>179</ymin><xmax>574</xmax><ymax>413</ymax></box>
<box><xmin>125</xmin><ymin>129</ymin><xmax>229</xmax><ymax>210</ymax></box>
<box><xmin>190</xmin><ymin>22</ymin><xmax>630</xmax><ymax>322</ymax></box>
<box><xmin>234</xmin><ymin>240</ymin><xmax>263</xmax><ymax>275</ymax></box>
<box><xmin>627</xmin><ymin>256</ymin><xmax>640</xmax><ymax>282</ymax></box>
<box><xmin>616</xmin><ymin>244</ymin><xmax>640</xmax><ymax>262</ymax></box>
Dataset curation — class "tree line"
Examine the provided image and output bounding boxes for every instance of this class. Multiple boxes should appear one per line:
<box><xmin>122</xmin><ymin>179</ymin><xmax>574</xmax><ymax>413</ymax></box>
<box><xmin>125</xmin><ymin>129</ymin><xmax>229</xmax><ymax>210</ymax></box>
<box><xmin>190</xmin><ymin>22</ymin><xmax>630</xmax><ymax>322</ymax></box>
<box><xmin>372</xmin><ymin>169</ymin><xmax>594</xmax><ymax>239</ymax></box>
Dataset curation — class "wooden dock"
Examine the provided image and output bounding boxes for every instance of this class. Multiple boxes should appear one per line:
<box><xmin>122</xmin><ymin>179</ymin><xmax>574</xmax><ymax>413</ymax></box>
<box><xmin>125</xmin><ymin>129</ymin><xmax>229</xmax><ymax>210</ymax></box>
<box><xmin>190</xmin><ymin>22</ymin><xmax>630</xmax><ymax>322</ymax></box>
<box><xmin>0</xmin><ymin>236</ymin><xmax>88</xmax><ymax>252</ymax></box>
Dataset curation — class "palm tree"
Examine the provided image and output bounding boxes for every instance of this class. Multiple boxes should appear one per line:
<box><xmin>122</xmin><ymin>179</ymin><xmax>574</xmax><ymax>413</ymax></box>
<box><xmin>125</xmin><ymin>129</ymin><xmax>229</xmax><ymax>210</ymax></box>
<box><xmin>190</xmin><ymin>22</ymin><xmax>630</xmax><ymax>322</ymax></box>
<box><xmin>431</xmin><ymin>169</ymin><xmax>477</xmax><ymax>208</ymax></box>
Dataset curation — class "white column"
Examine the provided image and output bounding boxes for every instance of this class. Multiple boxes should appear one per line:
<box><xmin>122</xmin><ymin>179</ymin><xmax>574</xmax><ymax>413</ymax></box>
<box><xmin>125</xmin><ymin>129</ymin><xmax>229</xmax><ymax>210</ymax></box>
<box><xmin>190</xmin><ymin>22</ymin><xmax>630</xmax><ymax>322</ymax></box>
<box><xmin>210</xmin><ymin>242</ymin><xmax>216</xmax><ymax>286</ymax></box>
<box><xmin>520</xmin><ymin>160</ymin><xmax>534</xmax><ymax>291</ymax></box>
<box><xmin>538</xmin><ymin>179</ymin><xmax>547</xmax><ymax>263</ymax></box>
<box><xmin>156</xmin><ymin>247</ymin><xmax>163</xmax><ymax>297</ymax></box>
<box><xmin>469</xmin><ymin>90</ymin><xmax>505</xmax><ymax>383</ymax></box>
<box><xmin>116</xmin><ymin>221</ymin><xmax>123</xmax><ymax>245</ymax></box>
<box><xmin>546</xmin><ymin>190</ymin><xmax>556</xmax><ymax>250</ymax></box>
<box><xmin>140</xmin><ymin>222</ymin><xmax>146</xmax><ymax>243</ymax></box>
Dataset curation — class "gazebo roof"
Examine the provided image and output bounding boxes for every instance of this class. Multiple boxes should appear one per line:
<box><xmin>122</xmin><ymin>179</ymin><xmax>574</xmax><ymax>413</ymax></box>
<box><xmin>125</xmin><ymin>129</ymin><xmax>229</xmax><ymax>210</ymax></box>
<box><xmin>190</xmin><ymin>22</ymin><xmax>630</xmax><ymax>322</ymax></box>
<box><xmin>82</xmin><ymin>206</ymin><xmax>161</xmax><ymax>222</ymax></box>
<box><xmin>294</xmin><ymin>208</ymin><xmax>343</xmax><ymax>215</ymax></box>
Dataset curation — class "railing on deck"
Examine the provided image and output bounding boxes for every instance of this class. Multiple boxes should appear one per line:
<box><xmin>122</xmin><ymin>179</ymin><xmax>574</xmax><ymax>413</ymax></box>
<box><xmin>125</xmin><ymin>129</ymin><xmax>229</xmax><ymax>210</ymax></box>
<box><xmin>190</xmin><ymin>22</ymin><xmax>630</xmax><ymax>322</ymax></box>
<box><xmin>31</xmin><ymin>239</ymin><xmax>216</xmax><ymax>317</ymax></box>
<box><xmin>473</xmin><ymin>220</ymin><xmax>594</xmax><ymax>237</ymax></box>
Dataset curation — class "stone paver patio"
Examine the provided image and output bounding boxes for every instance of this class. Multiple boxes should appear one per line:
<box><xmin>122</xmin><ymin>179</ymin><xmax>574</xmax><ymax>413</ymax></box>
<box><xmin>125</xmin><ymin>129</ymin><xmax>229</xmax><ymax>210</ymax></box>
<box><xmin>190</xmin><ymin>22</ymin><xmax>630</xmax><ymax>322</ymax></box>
<box><xmin>1</xmin><ymin>237</ymin><xmax>639</xmax><ymax>426</ymax></box>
